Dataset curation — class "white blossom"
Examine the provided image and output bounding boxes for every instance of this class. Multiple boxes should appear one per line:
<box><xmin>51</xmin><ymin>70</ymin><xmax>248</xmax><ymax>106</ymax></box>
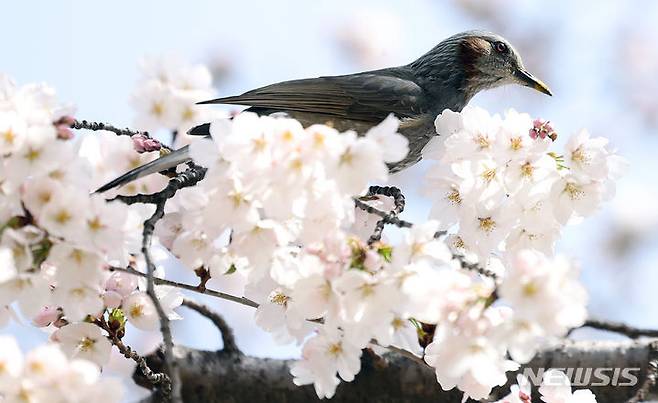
<box><xmin>53</xmin><ymin>322</ymin><xmax>112</xmax><ymax>366</ymax></box>
<box><xmin>123</xmin><ymin>292</ymin><xmax>159</xmax><ymax>331</ymax></box>
<box><xmin>539</xmin><ymin>369</ymin><xmax>597</xmax><ymax>403</ymax></box>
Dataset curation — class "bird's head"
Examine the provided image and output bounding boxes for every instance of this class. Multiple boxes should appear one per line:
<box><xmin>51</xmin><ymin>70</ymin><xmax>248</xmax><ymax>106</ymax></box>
<box><xmin>458</xmin><ymin>31</ymin><xmax>552</xmax><ymax>96</ymax></box>
<box><xmin>411</xmin><ymin>31</ymin><xmax>552</xmax><ymax>101</ymax></box>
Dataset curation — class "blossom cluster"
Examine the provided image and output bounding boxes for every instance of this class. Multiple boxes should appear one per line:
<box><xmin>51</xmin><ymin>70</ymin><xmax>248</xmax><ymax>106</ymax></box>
<box><xmin>0</xmin><ymin>335</ymin><xmax>123</xmax><ymax>402</ymax></box>
<box><xmin>0</xmin><ymin>75</ymin><xmax>182</xmax><ymax>373</ymax></box>
<box><xmin>131</xmin><ymin>54</ymin><xmax>225</xmax><ymax>147</ymax></box>
<box><xmin>158</xmin><ymin>105</ymin><xmax>620</xmax><ymax>399</ymax></box>
<box><xmin>423</xmin><ymin>107</ymin><xmax>626</xmax><ymax>265</ymax></box>
<box><xmin>0</xmin><ymin>60</ymin><xmax>624</xmax><ymax>402</ymax></box>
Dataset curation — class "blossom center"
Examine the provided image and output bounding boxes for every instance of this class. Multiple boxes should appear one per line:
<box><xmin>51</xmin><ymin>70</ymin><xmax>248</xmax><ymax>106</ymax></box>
<box><xmin>78</xmin><ymin>336</ymin><xmax>96</xmax><ymax>352</ymax></box>
<box><xmin>571</xmin><ymin>146</ymin><xmax>590</xmax><ymax>164</ymax></box>
<box><xmin>359</xmin><ymin>283</ymin><xmax>375</xmax><ymax>297</ymax></box>
<box><xmin>290</xmin><ymin>158</ymin><xmax>303</xmax><ymax>171</ymax></box>
<box><xmin>520</xmin><ymin>162</ymin><xmax>534</xmax><ymax>177</ymax></box>
<box><xmin>2</xmin><ymin>129</ymin><xmax>15</xmax><ymax>144</ymax></box>
<box><xmin>130</xmin><ymin>304</ymin><xmax>144</xmax><ymax>318</ymax></box>
<box><xmin>475</xmin><ymin>134</ymin><xmax>490</xmax><ymax>150</ymax></box>
<box><xmin>228</xmin><ymin>190</ymin><xmax>245</xmax><ymax>208</ymax></box>
<box><xmin>510</xmin><ymin>137</ymin><xmax>523</xmax><ymax>151</ymax></box>
<box><xmin>25</xmin><ymin>147</ymin><xmax>40</xmax><ymax>162</ymax></box>
<box><xmin>391</xmin><ymin>317</ymin><xmax>405</xmax><ymax>330</ymax></box>
<box><xmin>54</xmin><ymin>209</ymin><xmax>72</xmax><ymax>224</ymax></box>
<box><xmin>268</xmin><ymin>290</ymin><xmax>289</xmax><ymax>306</ymax></box>
<box><xmin>87</xmin><ymin>217</ymin><xmax>104</xmax><ymax>232</ymax></box>
<box><xmin>481</xmin><ymin>168</ymin><xmax>496</xmax><ymax>182</ymax></box>
<box><xmin>446</xmin><ymin>189</ymin><xmax>461</xmax><ymax>205</ymax></box>
<box><xmin>451</xmin><ymin>236</ymin><xmax>465</xmax><ymax>249</ymax></box>
<box><xmin>252</xmin><ymin>137</ymin><xmax>267</xmax><ymax>151</ymax></box>
<box><xmin>564</xmin><ymin>182</ymin><xmax>584</xmax><ymax>200</ymax></box>
<box><xmin>151</xmin><ymin>101</ymin><xmax>164</xmax><ymax>117</ymax></box>
<box><xmin>339</xmin><ymin>150</ymin><xmax>354</xmax><ymax>165</ymax></box>
<box><xmin>182</xmin><ymin>107</ymin><xmax>195</xmax><ymax>121</ymax></box>
<box><xmin>70</xmin><ymin>249</ymin><xmax>85</xmax><ymax>264</ymax></box>
<box><xmin>327</xmin><ymin>342</ymin><xmax>343</xmax><ymax>357</ymax></box>
<box><xmin>478</xmin><ymin>217</ymin><xmax>496</xmax><ymax>233</ymax></box>
<box><xmin>282</xmin><ymin>130</ymin><xmax>294</xmax><ymax>142</ymax></box>
<box><xmin>523</xmin><ymin>282</ymin><xmax>539</xmax><ymax>296</ymax></box>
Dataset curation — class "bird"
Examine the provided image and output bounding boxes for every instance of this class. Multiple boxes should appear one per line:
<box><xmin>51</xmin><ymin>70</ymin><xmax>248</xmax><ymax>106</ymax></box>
<box><xmin>96</xmin><ymin>30</ymin><xmax>551</xmax><ymax>193</ymax></box>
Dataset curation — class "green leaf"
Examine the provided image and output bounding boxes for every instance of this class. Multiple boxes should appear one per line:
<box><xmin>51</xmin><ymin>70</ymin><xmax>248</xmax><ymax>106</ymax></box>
<box><xmin>377</xmin><ymin>244</ymin><xmax>393</xmax><ymax>263</ymax></box>
<box><xmin>31</xmin><ymin>238</ymin><xmax>53</xmax><ymax>269</ymax></box>
<box><xmin>108</xmin><ymin>308</ymin><xmax>127</xmax><ymax>334</ymax></box>
<box><xmin>224</xmin><ymin>264</ymin><xmax>237</xmax><ymax>275</ymax></box>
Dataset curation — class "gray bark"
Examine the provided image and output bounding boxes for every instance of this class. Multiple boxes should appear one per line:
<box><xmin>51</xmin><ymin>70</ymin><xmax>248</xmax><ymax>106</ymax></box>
<box><xmin>134</xmin><ymin>340</ymin><xmax>657</xmax><ymax>403</ymax></box>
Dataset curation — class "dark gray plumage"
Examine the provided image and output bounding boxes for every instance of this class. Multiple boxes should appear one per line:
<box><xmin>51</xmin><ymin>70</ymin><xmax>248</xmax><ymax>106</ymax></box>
<box><xmin>96</xmin><ymin>30</ymin><xmax>551</xmax><ymax>193</ymax></box>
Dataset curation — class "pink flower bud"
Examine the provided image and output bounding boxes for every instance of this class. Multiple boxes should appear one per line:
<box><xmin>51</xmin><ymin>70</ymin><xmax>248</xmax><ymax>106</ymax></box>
<box><xmin>53</xmin><ymin>115</ymin><xmax>76</xmax><ymax>140</ymax></box>
<box><xmin>363</xmin><ymin>249</ymin><xmax>382</xmax><ymax>272</ymax></box>
<box><xmin>105</xmin><ymin>272</ymin><xmax>138</xmax><ymax>297</ymax></box>
<box><xmin>32</xmin><ymin>306</ymin><xmax>60</xmax><ymax>327</ymax></box>
<box><xmin>103</xmin><ymin>290</ymin><xmax>123</xmax><ymax>309</ymax></box>
<box><xmin>529</xmin><ymin>118</ymin><xmax>557</xmax><ymax>141</ymax></box>
<box><xmin>132</xmin><ymin>134</ymin><xmax>162</xmax><ymax>153</ymax></box>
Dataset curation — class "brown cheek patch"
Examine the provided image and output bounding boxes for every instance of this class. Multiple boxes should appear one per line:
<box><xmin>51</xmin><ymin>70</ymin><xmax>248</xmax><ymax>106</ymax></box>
<box><xmin>459</xmin><ymin>37</ymin><xmax>490</xmax><ymax>79</ymax></box>
<box><xmin>461</xmin><ymin>37</ymin><xmax>490</xmax><ymax>58</ymax></box>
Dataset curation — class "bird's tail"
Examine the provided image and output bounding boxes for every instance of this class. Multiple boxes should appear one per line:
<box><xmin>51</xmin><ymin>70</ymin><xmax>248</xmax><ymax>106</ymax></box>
<box><xmin>95</xmin><ymin>145</ymin><xmax>192</xmax><ymax>193</ymax></box>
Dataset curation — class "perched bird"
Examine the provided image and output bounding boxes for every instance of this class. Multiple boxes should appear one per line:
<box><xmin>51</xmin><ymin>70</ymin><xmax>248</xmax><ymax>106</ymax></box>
<box><xmin>96</xmin><ymin>30</ymin><xmax>551</xmax><ymax>193</ymax></box>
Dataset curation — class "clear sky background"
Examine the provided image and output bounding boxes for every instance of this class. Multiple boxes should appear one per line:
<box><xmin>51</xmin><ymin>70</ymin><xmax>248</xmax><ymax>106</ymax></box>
<box><xmin>3</xmin><ymin>1</ymin><xmax>658</xmax><ymax>400</ymax></box>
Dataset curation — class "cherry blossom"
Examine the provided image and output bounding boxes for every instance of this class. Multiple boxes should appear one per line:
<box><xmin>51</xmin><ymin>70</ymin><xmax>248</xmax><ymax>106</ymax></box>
<box><xmin>0</xmin><ymin>336</ymin><xmax>123</xmax><ymax>402</ymax></box>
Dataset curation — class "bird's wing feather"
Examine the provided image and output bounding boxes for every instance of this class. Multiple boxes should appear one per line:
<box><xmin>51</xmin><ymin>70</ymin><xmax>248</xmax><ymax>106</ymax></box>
<box><xmin>198</xmin><ymin>74</ymin><xmax>426</xmax><ymax>123</ymax></box>
<box><xmin>94</xmin><ymin>145</ymin><xmax>191</xmax><ymax>193</ymax></box>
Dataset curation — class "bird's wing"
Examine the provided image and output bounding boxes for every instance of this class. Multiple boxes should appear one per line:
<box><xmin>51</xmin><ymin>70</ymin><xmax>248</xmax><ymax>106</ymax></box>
<box><xmin>198</xmin><ymin>73</ymin><xmax>426</xmax><ymax>123</ymax></box>
<box><xmin>94</xmin><ymin>146</ymin><xmax>191</xmax><ymax>193</ymax></box>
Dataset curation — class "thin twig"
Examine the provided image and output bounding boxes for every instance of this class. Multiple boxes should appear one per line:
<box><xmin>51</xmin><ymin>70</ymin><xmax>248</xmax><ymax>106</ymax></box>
<box><xmin>109</xmin><ymin>165</ymin><xmax>207</xmax><ymax>205</ymax></box>
<box><xmin>182</xmin><ymin>298</ymin><xmax>241</xmax><ymax>354</ymax></box>
<box><xmin>71</xmin><ymin>119</ymin><xmax>146</xmax><ymax>137</ymax></box>
<box><xmin>122</xmin><ymin>166</ymin><xmax>210</xmax><ymax>403</ymax></box>
<box><xmin>353</xmin><ymin>196</ymin><xmax>496</xmax><ymax>280</ymax></box>
<box><xmin>142</xmin><ymin>200</ymin><xmax>180</xmax><ymax>402</ymax></box>
<box><xmin>627</xmin><ymin>340</ymin><xmax>658</xmax><ymax>402</ymax></box>
<box><xmin>354</xmin><ymin>197</ymin><xmax>414</xmax><ymax>229</ymax></box>
<box><xmin>98</xmin><ymin>320</ymin><xmax>170</xmax><ymax>387</ymax></box>
<box><xmin>580</xmin><ymin>319</ymin><xmax>658</xmax><ymax>339</ymax></box>
<box><xmin>109</xmin><ymin>266</ymin><xmax>259</xmax><ymax>308</ymax></box>
<box><xmin>364</xmin><ymin>186</ymin><xmax>406</xmax><ymax>245</ymax></box>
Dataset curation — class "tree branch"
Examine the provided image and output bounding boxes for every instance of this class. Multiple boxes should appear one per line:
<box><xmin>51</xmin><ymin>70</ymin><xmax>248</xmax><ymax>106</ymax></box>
<box><xmin>628</xmin><ymin>341</ymin><xmax>658</xmax><ymax>402</ymax></box>
<box><xmin>181</xmin><ymin>298</ymin><xmax>241</xmax><ymax>354</ymax></box>
<box><xmin>135</xmin><ymin>339</ymin><xmax>658</xmax><ymax>403</ymax></box>
<box><xmin>142</xmin><ymin>200</ymin><xmax>180</xmax><ymax>402</ymax></box>
<box><xmin>109</xmin><ymin>266</ymin><xmax>259</xmax><ymax>308</ymax></box>
<box><xmin>126</xmin><ymin>165</ymin><xmax>210</xmax><ymax>402</ymax></box>
<box><xmin>97</xmin><ymin>319</ymin><xmax>170</xmax><ymax>388</ymax></box>
<box><xmin>363</xmin><ymin>186</ymin><xmax>406</xmax><ymax>245</ymax></box>
<box><xmin>580</xmin><ymin>319</ymin><xmax>658</xmax><ymax>339</ymax></box>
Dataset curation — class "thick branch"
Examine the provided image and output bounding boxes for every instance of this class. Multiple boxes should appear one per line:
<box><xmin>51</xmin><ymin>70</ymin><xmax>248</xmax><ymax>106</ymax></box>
<box><xmin>135</xmin><ymin>340</ymin><xmax>658</xmax><ymax>403</ymax></box>
<box><xmin>181</xmin><ymin>299</ymin><xmax>241</xmax><ymax>354</ymax></box>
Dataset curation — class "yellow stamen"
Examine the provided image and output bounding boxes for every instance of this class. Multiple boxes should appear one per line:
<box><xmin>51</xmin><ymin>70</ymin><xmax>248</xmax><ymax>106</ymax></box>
<box><xmin>478</xmin><ymin>217</ymin><xmax>496</xmax><ymax>233</ymax></box>
<box><xmin>54</xmin><ymin>209</ymin><xmax>72</xmax><ymax>224</ymax></box>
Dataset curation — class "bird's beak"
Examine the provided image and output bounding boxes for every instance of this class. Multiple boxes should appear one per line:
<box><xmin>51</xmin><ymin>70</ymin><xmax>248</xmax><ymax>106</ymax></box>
<box><xmin>514</xmin><ymin>68</ymin><xmax>552</xmax><ymax>96</ymax></box>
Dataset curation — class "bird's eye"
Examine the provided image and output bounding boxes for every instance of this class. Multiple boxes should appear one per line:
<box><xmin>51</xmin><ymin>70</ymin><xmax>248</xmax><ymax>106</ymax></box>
<box><xmin>494</xmin><ymin>41</ymin><xmax>508</xmax><ymax>53</ymax></box>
